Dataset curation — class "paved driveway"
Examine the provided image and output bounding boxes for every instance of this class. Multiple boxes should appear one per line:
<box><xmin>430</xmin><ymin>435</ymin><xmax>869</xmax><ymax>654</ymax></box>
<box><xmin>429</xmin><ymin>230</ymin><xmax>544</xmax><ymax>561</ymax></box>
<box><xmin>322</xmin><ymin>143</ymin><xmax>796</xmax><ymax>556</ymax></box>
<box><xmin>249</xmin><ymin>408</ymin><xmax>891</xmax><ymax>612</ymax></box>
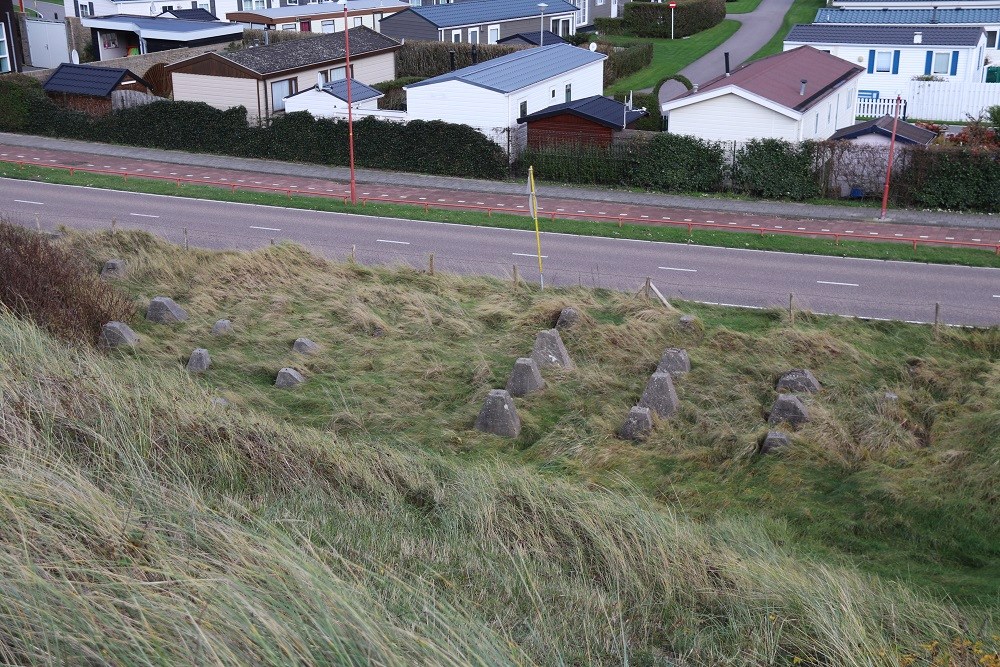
<box><xmin>658</xmin><ymin>0</ymin><xmax>796</xmax><ymax>106</ymax></box>
<box><xmin>22</xmin><ymin>0</ymin><xmax>64</xmax><ymax>21</ymax></box>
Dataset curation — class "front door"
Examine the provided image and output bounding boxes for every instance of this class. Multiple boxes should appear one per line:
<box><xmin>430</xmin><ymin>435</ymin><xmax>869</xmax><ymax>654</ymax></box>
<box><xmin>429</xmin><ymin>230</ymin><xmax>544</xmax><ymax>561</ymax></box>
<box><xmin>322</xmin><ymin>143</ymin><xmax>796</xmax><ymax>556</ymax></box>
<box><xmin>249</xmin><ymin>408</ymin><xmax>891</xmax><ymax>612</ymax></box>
<box><xmin>611</xmin><ymin>0</ymin><xmax>619</xmax><ymax>18</ymax></box>
<box><xmin>299</xmin><ymin>20</ymin><xmax>311</xmax><ymax>31</ymax></box>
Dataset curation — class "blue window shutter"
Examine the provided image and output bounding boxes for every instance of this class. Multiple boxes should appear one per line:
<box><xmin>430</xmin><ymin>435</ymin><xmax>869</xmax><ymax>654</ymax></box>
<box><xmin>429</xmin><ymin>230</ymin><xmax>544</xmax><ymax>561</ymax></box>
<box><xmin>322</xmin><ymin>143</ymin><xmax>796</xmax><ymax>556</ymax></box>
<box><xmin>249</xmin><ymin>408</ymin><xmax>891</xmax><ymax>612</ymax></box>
<box><xmin>950</xmin><ymin>50</ymin><xmax>959</xmax><ymax>75</ymax></box>
<box><xmin>891</xmin><ymin>50</ymin><xmax>900</xmax><ymax>74</ymax></box>
<box><xmin>924</xmin><ymin>51</ymin><xmax>933</xmax><ymax>75</ymax></box>
<box><xmin>867</xmin><ymin>49</ymin><xmax>876</xmax><ymax>73</ymax></box>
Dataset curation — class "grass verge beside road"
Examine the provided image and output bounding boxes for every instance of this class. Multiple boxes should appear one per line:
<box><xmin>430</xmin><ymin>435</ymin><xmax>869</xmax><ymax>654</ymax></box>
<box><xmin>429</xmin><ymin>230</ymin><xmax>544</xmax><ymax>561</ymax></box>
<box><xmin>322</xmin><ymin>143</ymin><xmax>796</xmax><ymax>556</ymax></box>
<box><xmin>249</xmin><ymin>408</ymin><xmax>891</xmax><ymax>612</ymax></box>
<box><xmin>750</xmin><ymin>0</ymin><xmax>825</xmax><ymax>60</ymax></box>
<box><xmin>4</xmin><ymin>161</ymin><xmax>1000</xmax><ymax>269</ymax></box>
<box><xmin>600</xmin><ymin>21</ymin><xmax>741</xmax><ymax>95</ymax></box>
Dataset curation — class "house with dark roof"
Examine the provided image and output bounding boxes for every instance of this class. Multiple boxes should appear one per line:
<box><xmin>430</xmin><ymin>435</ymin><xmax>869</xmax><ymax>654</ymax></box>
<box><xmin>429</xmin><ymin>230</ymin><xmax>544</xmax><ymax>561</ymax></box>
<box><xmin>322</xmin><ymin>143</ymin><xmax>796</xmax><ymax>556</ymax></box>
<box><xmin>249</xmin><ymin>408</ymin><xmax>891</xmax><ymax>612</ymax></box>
<box><xmin>813</xmin><ymin>8</ymin><xmax>1000</xmax><ymax>57</ymax></box>
<box><xmin>165</xmin><ymin>26</ymin><xmax>400</xmax><ymax>120</ymax></box>
<box><xmin>79</xmin><ymin>14</ymin><xmax>242</xmax><ymax>60</ymax></box>
<box><xmin>225</xmin><ymin>0</ymin><xmax>408</xmax><ymax>34</ymax></box>
<box><xmin>517</xmin><ymin>95</ymin><xmax>648</xmax><ymax>147</ymax></box>
<box><xmin>283</xmin><ymin>76</ymin><xmax>408</xmax><ymax>122</ymax></box>
<box><xmin>497</xmin><ymin>31</ymin><xmax>566</xmax><ymax>47</ymax></box>
<box><xmin>783</xmin><ymin>24</ymin><xmax>988</xmax><ymax>99</ymax></box>
<box><xmin>404</xmin><ymin>42</ymin><xmax>605</xmax><ymax>146</ymax></box>
<box><xmin>43</xmin><ymin>63</ymin><xmax>153</xmax><ymax>115</ymax></box>
<box><xmin>158</xmin><ymin>8</ymin><xmax>220</xmax><ymax>21</ymax></box>
<box><xmin>662</xmin><ymin>46</ymin><xmax>864</xmax><ymax>142</ymax></box>
<box><xmin>829</xmin><ymin>0</ymin><xmax>1000</xmax><ymax>9</ymax></box>
<box><xmin>379</xmin><ymin>0</ymin><xmax>579</xmax><ymax>45</ymax></box>
<box><xmin>829</xmin><ymin>114</ymin><xmax>937</xmax><ymax>144</ymax></box>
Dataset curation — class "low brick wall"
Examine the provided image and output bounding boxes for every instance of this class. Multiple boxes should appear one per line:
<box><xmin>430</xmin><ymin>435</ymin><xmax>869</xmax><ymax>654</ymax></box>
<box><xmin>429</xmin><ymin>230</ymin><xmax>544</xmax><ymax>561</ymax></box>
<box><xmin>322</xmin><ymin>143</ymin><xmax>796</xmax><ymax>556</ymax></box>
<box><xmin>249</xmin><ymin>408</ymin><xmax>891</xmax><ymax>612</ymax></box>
<box><xmin>23</xmin><ymin>40</ymin><xmax>233</xmax><ymax>83</ymax></box>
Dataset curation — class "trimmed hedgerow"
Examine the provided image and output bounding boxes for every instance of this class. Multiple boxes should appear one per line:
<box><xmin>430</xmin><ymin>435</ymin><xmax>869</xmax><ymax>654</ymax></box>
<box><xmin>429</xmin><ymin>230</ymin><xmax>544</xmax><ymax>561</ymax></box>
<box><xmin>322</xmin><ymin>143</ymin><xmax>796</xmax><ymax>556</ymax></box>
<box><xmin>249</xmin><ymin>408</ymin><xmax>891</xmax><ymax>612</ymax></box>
<box><xmin>732</xmin><ymin>139</ymin><xmax>820</xmax><ymax>200</ymax></box>
<box><xmin>600</xmin><ymin>0</ymin><xmax>726</xmax><ymax>39</ymax></box>
<box><xmin>603</xmin><ymin>42</ymin><xmax>654</xmax><ymax>88</ymax></box>
<box><xmin>395</xmin><ymin>42</ymin><xmax>520</xmax><ymax>78</ymax></box>
<box><xmin>635</xmin><ymin>133</ymin><xmax>725</xmax><ymax>191</ymax></box>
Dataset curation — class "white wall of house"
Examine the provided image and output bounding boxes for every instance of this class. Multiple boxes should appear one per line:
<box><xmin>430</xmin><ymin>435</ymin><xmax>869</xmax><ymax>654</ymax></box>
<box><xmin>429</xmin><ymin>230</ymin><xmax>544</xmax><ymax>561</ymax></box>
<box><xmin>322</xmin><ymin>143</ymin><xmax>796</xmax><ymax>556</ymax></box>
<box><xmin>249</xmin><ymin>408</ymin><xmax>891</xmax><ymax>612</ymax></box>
<box><xmin>405</xmin><ymin>59</ymin><xmax>603</xmax><ymax>143</ymax></box>
<box><xmin>283</xmin><ymin>87</ymin><xmax>381</xmax><ymax>115</ymax></box>
<box><xmin>67</xmin><ymin>0</ymin><xmax>240</xmax><ymax>19</ymax></box>
<box><xmin>665</xmin><ymin>81</ymin><xmax>859</xmax><ymax>142</ymax></box>
<box><xmin>783</xmin><ymin>36</ymin><xmax>987</xmax><ymax>99</ymax></box>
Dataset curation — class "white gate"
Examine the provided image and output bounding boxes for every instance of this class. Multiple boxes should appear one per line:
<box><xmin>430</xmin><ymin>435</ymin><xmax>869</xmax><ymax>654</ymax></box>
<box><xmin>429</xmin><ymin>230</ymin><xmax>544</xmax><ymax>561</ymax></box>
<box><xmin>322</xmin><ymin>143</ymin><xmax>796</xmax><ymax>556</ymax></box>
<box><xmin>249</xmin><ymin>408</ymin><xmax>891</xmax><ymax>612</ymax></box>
<box><xmin>25</xmin><ymin>19</ymin><xmax>69</xmax><ymax>69</ymax></box>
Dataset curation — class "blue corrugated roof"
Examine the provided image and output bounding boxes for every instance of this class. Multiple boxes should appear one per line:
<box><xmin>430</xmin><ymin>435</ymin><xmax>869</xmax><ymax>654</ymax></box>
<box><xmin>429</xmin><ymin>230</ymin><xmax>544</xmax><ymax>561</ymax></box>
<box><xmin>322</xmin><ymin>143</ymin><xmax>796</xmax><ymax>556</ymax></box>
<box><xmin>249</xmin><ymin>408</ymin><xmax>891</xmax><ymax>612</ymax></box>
<box><xmin>517</xmin><ymin>95</ymin><xmax>648</xmax><ymax>128</ymax></box>
<box><xmin>786</xmin><ymin>23</ymin><xmax>984</xmax><ymax>46</ymax></box>
<box><xmin>816</xmin><ymin>7</ymin><xmax>1000</xmax><ymax>24</ymax></box>
<box><xmin>84</xmin><ymin>14</ymin><xmax>237</xmax><ymax>33</ymax></box>
<box><xmin>409</xmin><ymin>0</ymin><xmax>579</xmax><ymax>28</ymax></box>
<box><xmin>405</xmin><ymin>43</ymin><xmax>605</xmax><ymax>94</ymax></box>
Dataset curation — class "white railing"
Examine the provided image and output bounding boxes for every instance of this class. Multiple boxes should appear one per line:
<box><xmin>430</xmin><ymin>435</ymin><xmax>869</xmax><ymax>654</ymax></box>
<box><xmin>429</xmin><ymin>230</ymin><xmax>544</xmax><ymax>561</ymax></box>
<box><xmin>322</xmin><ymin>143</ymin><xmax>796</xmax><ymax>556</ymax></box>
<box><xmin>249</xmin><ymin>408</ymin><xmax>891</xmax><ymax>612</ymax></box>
<box><xmin>907</xmin><ymin>80</ymin><xmax>1000</xmax><ymax>121</ymax></box>
<box><xmin>857</xmin><ymin>97</ymin><xmax>907</xmax><ymax>118</ymax></box>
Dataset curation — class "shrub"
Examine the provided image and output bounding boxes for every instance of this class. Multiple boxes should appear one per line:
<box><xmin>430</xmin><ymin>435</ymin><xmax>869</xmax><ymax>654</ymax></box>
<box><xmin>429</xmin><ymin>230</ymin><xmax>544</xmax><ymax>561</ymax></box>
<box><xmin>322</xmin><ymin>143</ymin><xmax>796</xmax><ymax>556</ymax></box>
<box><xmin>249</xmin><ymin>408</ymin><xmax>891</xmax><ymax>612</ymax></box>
<box><xmin>103</xmin><ymin>101</ymin><xmax>250</xmax><ymax>154</ymax></box>
<box><xmin>603</xmin><ymin>42</ymin><xmax>654</xmax><ymax>87</ymax></box>
<box><xmin>372</xmin><ymin>76</ymin><xmax>425</xmax><ymax>111</ymax></box>
<box><xmin>0</xmin><ymin>223</ymin><xmax>133</xmax><ymax>345</ymax></box>
<box><xmin>732</xmin><ymin>139</ymin><xmax>820</xmax><ymax>200</ymax></box>
<box><xmin>395</xmin><ymin>41</ymin><xmax>520</xmax><ymax>78</ymax></box>
<box><xmin>0</xmin><ymin>74</ymin><xmax>46</xmax><ymax>132</ymax></box>
<box><xmin>621</xmin><ymin>0</ymin><xmax>726</xmax><ymax>38</ymax></box>
<box><xmin>902</xmin><ymin>146</ymin><xmax>1000</xmax><ymax>212</ymax></box>
<box><xmin>989</xmin><ymin>105</ymin><xmax>1000</xmax><ymax>133</ymax></box>
<box><xmin>611</xmin><ymin>92</ymin><xmax>661</xmax><ymax>131</ymax></box>
<box><xmin>635</xmin><ymin>133</ymin><xmax>724</xmax><ymax>191</ymax></box>
<box><xmin>593</xmin><ymin>17</ymin><xmax>626</xmax><ymax>35</ymax></box>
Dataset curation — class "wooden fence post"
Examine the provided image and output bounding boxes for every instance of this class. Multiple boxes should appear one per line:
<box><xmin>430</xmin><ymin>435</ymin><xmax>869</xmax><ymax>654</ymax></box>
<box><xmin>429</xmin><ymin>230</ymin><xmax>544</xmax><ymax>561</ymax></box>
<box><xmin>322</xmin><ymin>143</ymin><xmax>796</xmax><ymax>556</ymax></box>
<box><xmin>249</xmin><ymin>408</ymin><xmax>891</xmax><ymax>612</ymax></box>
<box><xmin>428</xmin><ymin>253</ymin><xmax>435</xmax><ymax>276</ymax></box>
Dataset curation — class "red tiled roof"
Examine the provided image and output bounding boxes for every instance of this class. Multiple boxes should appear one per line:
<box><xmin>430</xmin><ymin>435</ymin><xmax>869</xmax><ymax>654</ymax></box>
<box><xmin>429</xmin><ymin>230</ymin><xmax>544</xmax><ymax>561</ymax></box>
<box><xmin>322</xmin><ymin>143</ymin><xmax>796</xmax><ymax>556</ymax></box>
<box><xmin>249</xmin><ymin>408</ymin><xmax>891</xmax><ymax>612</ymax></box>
<box><xmin>681</xmin><ymin>46</ymin><xmax>864</xmax><ymax>112</ymax></box>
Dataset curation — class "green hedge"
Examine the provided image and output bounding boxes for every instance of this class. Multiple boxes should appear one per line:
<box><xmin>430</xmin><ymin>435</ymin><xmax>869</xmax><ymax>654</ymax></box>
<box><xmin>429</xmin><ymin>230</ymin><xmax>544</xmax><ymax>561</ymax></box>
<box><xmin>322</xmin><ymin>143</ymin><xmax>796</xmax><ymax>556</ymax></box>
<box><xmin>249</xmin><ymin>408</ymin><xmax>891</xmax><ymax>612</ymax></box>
<box><xmin>732</xmin><ymin>139</ymin><xmax>819</xmax><ymax>200</ymax></box>
<box><xmin>0</xmin><ymin>81</ymin><xmax>508</xmax><ymax>180</ymax></box>
<box><xmin>598</xmin><ymin>0</ymin><xmax>726</xmax><ymax>39</ymax></box>
<box><xmin>395</xmin><ymin>41</ymin><xmax>520</xmax><ymax>78</ymax></box>
<box><xmin>635</xmin><ymin>133</ymin><xmax>724</xmax><ymax>191</ymax></box>
<box><xmin>603</xmin><ymin>42</ymin><xmax>654</xmax><ymax>87</ymax></box>
<box><xmin>372</xmin><ymin>76</ymin><xmax>425</xmax><ymax>111</ymax></box>
<box><xmin>900</xmin><ymin>146</ymin><xmax>1000</xmax><ymax>212</ymax></box>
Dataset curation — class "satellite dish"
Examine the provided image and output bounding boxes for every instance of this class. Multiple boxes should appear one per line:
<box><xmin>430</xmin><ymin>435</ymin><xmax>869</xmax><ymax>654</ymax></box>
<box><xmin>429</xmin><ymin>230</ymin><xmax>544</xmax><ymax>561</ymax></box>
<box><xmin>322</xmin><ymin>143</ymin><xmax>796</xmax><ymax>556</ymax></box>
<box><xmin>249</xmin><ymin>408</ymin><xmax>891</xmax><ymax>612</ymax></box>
<box><xmin>71</xmin><ymin>49</ymin><xmax>80</xmax><ymax>64</ymax></box>
<box><xmin>589</xmin><ymin>42</ymin><xmax>597</xmax><ymax>52</ymax></box>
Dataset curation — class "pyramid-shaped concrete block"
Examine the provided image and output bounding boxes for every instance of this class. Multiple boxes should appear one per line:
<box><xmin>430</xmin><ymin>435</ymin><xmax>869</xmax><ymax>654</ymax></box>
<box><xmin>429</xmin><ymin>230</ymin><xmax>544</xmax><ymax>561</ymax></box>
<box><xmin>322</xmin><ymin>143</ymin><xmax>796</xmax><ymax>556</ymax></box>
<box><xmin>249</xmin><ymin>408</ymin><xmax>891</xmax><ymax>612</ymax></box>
<box><xmin>292</xmin><ymin>337</ymin><xmax>320</xmax><ymax>355</ymax></box>
<box><xmin>637</xmin><ymin>371</ymin><xmax>679</xmax><ymax>419</ymax></box>
<box><xmin>768</xmin><ymin>394</ymin><xmax>808</xmax><ymax>427</ymax></box>
<box><xmin>656</xmin><ymin>348</ymin><xmax>690</xmax><ymax>376</ymax></box>
<box><xmin>618</xmin><ymin>406</ymin><xmax>653</xmax><ymax>441</ymax></box>
<box><xmin>98</xmin><ymin>321</ymin><xmax>139</xmax><ymax>349</ymax></box>
<box><xmin>505</xmin><ymin>357</ymin><xmax>545</xmax><ymax>397</ymax></box>
<box><xmin>474</xmin><ymin>389</ymin><xmax>521</xmax><ymax>437</ymax></box>
<box><xmin>759</xmin><ymin>431</ymin><xmax>790</xmax><ymax>454</ymax></box>
<box><xmin>186</xmin><ymin>348</ymin><xmax>211</xmax><ymax>373</ymax></box>
<box><xmin>275</xmin><ymin>367</ymin><xmax>305</xmax><ymax>389</ymax></box>
<box><xmin>530</xmin><ymin>328</ymin><xmax>574</xmax><ymax>369</ymax></box>
<box><xmin>777</xmin><ymin>369</ymin><xmax>820</xmax><ymax>394</ymax></box>
<box><xmin>146</xmin><ymin>296</ymin><xmax>188</xmax><ymax>324</ymax></box>
<box><xmin>100</xmin><ymin>259</ymin><xmax>126</xmax><ymax>279</ymax></box>
<box><xmin>555</xmin><ymin>307</ymin><xmax>580</xmax><ymax>330</ymax></box>
<box><xmin>211</xmin><ymin>319</ymin><xmax>233</xmax><ymax>335</ymax></box>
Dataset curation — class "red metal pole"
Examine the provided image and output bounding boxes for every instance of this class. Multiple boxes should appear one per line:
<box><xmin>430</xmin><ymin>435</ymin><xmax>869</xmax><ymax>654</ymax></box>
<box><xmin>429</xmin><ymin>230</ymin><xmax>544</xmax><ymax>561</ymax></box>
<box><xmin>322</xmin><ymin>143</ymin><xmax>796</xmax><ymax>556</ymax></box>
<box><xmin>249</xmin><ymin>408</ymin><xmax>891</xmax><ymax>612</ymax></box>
<box><xmin>343</xmin><ymin>5</ymin><xmax>356</xmax><ymax>206</ymax></box>
<box><xmin>880</xmin><ymin>95</ymin><xmax>902</xmax><ymax>220</ymax></box>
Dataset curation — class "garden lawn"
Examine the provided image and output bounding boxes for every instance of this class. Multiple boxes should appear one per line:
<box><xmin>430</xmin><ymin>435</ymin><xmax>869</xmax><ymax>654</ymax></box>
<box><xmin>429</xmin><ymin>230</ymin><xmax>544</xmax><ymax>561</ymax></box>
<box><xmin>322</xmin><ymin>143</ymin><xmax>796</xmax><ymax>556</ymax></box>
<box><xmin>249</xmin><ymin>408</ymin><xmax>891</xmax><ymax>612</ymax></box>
<box><xmin>601</xmin><ymin>20</ymin><xmax>741</xmax><ymax>95</ymax></box>
<box><xmin>750</xmin><ymin>0</ymin><xmax>825</xmax><ymax>60</ymax></box>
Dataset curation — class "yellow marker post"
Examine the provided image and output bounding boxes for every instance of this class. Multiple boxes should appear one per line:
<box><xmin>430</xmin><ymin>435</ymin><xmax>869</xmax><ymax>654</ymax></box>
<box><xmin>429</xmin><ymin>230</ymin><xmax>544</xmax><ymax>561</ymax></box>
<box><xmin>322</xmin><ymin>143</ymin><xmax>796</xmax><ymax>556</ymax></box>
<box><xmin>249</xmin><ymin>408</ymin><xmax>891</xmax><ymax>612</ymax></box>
<box><xmin>528</xmin><ymin>166</ymin><xmax>544</xmax><ymax>289</ymax></box>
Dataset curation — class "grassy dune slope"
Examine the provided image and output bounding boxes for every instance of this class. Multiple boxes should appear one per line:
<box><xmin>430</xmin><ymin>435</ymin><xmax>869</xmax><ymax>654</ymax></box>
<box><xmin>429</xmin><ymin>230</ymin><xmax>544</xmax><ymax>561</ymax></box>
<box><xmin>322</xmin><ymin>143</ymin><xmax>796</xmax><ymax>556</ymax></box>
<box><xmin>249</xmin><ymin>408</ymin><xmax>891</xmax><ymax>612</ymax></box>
<box><xmin>1</xmin><ymin>229</ymin><xmax>998</xmax><ymax>665</ymax></box>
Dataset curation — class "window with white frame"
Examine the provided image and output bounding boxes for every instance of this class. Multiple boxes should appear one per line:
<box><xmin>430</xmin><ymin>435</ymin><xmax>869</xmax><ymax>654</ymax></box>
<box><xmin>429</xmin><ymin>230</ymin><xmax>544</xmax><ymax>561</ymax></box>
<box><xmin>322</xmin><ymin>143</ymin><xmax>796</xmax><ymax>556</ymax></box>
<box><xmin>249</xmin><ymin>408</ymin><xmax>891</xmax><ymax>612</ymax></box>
<box><xmin>373</xmin><ymin>12</ymin><xmax>383</xmax><ymax>29</ymax></box>
<box><xmin>451</xmin><ymin>29</ymin><xmax>461</xmax><ymax>42</ymax></box>
<box><xmin>551</xmin><ymin>17</ymin><xmax>571</xmax><ymax>37</ymax></box>
<box><xmin>564</xmin><ymin>82</ymin><xmax>571</xmax><ymax>102</ymax></box>
<box><xmin>78</xmin><ymin>2</ymin><xmax>92</xmax><ymax>14</ymax></box>
<box><xmin>280</xmin><ymin>22</ymin><xmax>296</xmax><ymax>30</ymax></box>
<box><xmin>0</xmin><ymin>27</ymin><xmax>9</xmax><ymax>74</ymax></box>
<box><xmin>197</xmin><ymin>2</ymin><xmax>210</xmax><ymax>10</ymax></box>
<box><xmin>320</xmin><ymin>19</ymin><xmax>334</xmax><ymax>32</ymax></box>
<box><xmin>932</xmin><ymin>51</ymin><xmax>950</xmax><ymax>74</ymax></box>
<box><xmin>250</xmin><ymin>0</ymin><xmax>265</xmax><ymax>9</ymax></box>
<box><xmin>487</xmin><ymin>24</ymin><xmax>499</xmax><ymax>44</ymax></box>
<box><xmin>352</xmin><ymin>16</ymin><xmax>362</xmax><ymax>26</ymax></box>
<box><xmin>321</xmin><ymin>65</ymin><xmax>349</xmax><ymax>83</ymax></box>
<box><xmin>874</xmin><ymin>50</ymin><xmax>892</xmax><ymax>72</ymax></box>
<box><xmin>519</xmin><ymin>100</ymin><xmax>527</xmax><ymax>118</ymax></box>
<box><xmin>549</xmin><ymin>86</ymin><xmax>557</xmax><ymax>100</ymax></box>
<box><xmin>286</xmin><ymin>0</ymin><xmax>298</xmax><ymax>5</ymax></box>
<box><xmin>468</xmin><ymin>27</ymin><xmax>479</xmax><ymax>43</ymax></box>
<box><xmin>271</xmin><ymin>77</ymin><xmax>297</xmax><ymax>112</ymax></box>
<box><xmin>987</xmin><ymin>30</ymin><xmax>997</xmax><ymax>49</ymax></box>
<box><xmin>845</xmin><ymin>88</ymin><xmax>852</xmax><ymax>108</ymax></box>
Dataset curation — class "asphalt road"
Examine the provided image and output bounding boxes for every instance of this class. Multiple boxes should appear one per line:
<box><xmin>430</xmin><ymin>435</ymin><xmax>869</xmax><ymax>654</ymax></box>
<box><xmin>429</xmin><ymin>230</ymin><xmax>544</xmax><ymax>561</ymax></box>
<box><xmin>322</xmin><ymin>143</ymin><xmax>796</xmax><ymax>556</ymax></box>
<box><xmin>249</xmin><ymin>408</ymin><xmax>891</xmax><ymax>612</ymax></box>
<box><xmin>3</xmin><ymin>179</ymin><xmax>998</xmax><ymax>326</ymax></box>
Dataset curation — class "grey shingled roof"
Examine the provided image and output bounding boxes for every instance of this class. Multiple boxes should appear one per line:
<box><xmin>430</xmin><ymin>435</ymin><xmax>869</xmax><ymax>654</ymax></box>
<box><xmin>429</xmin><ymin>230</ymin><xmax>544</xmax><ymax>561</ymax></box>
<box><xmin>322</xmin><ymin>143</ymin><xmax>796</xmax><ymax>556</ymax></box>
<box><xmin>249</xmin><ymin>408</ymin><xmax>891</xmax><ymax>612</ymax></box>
<box><xmin>497</xmin><ymin>31</ymin><xmax>567</xmax><ymax>46</ymax></box>
<box><xmin>318</xmin><ymin>78</ymin><xmax>383</xmax><ymax>103</ymax></box>
<box><xmin>829</xmin><ymin>115</ymin><xmax>937</xmax><ymax>144</ymax></box>
<box><xmin>43</xmin><ymin>63</ymin><xmax>146</xmax><ymax>97</ymax></box>
<box><xmin>815</xmin><ymin>7</ymin><xmax>1000</xmax><ymax>24</ymax></box>
<box><xmin>785</xmin><ymin>24</ymin><xmax>984</xmax><ymax>46</ymax></box>
<box><xmin>405</xmin><ymin>43</ymin><xmax>605</xmax><ymax>95</ymax></box>
<box><xmin>408</xmin><ymin>0</ymin><xmax>578</xmax><ymax>28</ymax></box>
<box><xmin>159</xmin><ymin>8</ymin><xmax>218</xmax><ymax>20</ymax></box>
<box><xmin>517</xmin><ymin>95</ymin><xmax>648</xmax><ymax>129</ymax></box>
<box><xmin>221</xmin><ymin>26</ymin><xmax>399</xmax><ymax>75</ymax></box>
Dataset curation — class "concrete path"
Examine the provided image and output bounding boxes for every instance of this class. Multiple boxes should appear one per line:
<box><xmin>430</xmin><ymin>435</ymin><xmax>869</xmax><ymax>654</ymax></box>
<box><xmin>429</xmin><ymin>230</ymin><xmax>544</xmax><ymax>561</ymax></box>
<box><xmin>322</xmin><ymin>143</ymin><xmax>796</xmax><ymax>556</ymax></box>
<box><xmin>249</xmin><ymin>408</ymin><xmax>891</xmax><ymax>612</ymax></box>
<box><xmin>22</xmin><ymin>0</ymin><xmax>64</xmax><ymax>22</ymax></box>
<box><xmin>658</xmin><ymin>0</ymin><xmax>797</xmax><ymax>106</ymax></box>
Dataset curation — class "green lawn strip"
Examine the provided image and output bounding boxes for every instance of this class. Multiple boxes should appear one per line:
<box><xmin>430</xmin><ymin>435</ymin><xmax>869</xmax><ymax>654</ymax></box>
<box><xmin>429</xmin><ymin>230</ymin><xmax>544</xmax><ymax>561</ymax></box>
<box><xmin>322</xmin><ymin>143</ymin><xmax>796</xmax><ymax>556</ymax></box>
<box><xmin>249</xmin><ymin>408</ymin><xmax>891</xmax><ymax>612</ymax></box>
<box><xmin>5</xmin><ymin>162</ymin><xmax>1000</xmax><ymax>269</ymax></box>
<box><xmin>724</xmin><ymin>0</ymin><xmax>765</xmax><ymax>13</ymax></box>
<box><xmin>600</xmin><ymin>21</ymin><xmax>741</xmax><ymax>95</ymax></box>
<box><xmin>750</xmin><ymin>0</ymin><xmax>825</xmax><ymax>60</ymax></box>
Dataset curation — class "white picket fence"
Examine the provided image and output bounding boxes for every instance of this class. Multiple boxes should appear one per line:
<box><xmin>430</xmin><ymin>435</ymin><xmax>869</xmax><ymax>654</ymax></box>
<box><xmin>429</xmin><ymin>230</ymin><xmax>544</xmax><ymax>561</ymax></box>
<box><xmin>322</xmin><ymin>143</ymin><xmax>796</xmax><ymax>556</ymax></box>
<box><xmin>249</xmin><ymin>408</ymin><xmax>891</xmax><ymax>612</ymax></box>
<box><xmin>858</xmin><ymin>81</ymin><xmax>1000</xmax><ymax>122</ymax></box>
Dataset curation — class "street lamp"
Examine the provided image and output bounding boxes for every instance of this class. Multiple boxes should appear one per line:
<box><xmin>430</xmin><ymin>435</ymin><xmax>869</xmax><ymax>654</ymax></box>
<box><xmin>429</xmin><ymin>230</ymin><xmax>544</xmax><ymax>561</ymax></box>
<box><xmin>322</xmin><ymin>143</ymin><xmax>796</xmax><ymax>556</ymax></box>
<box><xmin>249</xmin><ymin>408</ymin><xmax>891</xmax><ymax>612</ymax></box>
<box><xmin>538</xmin><ymin>3</ymin><xmax>547</xmax><ymax>46</ymax></box>
<box><xmin>337</xmin><ymin>0</ymin><xmax>357</xmax><ymax>205</ymax></box>
<box><xmin>669</xmin><ymin>1</ymin><xmax>676</xmax><ymax>40</ymax></box>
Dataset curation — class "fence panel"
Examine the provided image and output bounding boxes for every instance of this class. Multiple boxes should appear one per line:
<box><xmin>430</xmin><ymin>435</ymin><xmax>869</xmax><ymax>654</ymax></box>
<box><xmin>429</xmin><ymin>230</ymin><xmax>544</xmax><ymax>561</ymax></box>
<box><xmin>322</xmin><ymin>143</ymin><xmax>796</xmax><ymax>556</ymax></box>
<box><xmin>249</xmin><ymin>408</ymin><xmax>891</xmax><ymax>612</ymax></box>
<box><xmin>857</xmin><ymin>97</ymin><xmax>907</xmax><ymax>119</ymax></box>
<box><xmin>906</xmin><ymin>80</ymin><xmax>1000</xmax><ymax>121</ymax></box>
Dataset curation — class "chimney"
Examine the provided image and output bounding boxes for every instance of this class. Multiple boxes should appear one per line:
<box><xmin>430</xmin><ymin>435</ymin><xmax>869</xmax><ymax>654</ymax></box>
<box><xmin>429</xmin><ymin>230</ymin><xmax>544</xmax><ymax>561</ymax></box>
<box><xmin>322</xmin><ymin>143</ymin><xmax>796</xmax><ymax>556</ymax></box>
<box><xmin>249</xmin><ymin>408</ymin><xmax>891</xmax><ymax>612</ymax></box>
<box><xmin>692</xmin><ymin>83</ymin><xmax>699</xmax><ymax>92</ymax></box>
<box><xmin>448</xmin><ymin>49</ymin><xmax>456</xmax><ymax>71</ymax></box>
<box><xmin>472</xmin><ymin>43</ymin><xmax>478</xmax><ymax>64</ymax></box>
<box><xmin>724</xmin><ymin>51</ymin><xmax>730</xmax><ymax>76</ymax></box>
<box><xmin>913</xmin><ymin>31</ymin><xmax>923</xmax><ymax>44</ymax></box>
<box><xmin>931</xmin><ymin>6</ymin><xmax>938</xmax><ymax>23</ymax></box>
<box><xmin>799</xmin><ymin>79</ymin><xmax>807</xmax><ymax>96</ymax></box>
